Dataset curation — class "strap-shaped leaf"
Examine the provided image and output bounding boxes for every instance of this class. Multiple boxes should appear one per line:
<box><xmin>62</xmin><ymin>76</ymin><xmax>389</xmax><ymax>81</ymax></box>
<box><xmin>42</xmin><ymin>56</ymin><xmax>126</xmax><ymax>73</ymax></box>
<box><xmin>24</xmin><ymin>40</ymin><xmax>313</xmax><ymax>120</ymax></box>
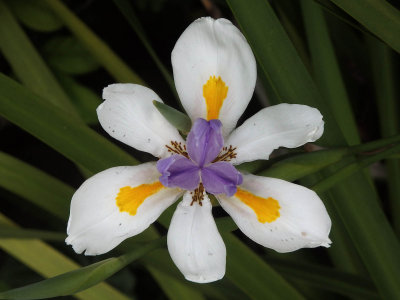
<box><xmin>0</xmin><ymin>214</ymin><xmax>131</xmax><ymax>300</ymax></box>
<box><xmin>0</xmin><ymin>0</ymin><xmax>77</xmax><ymax>115</ymax></box>
<box><xmin>43</xmin><ymin>0</ymin><xmax>145</xmax><ymax>84</ymax></box>
<box><xmin>112</xmin><ymin>0</ymin><xmax>177</xmax><ymax>98</ymax></box>
<box><xmin>0</xmin><ymin>151</ymin><xmax>72</xmax><ymax>219</ymax></box>
<box><xmin>0</xmin><ymin>236</ymin><xmax>165</xmax><ymax>299</ymax></box>
<box><xmin>330</xmin><ymin>0</ymin><xmax>400</xmax><ymax>54</ymax></box>
<box><xmin>0</xmin><ymin>227</ymin><xmax>65</xmax><ymax>241</ymax></box>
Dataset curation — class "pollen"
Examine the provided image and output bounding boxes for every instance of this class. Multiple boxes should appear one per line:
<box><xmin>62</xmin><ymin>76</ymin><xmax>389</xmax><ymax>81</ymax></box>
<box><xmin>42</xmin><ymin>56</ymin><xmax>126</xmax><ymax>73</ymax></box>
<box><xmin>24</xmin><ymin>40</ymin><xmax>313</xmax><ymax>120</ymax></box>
<box><xmin>165</xmin><ymin>141</ymin><xmax>189</xmax><ymax>158</ymax></box>
<box><xmin>203</xmin><ymin>75</ymin><xmax>228</xmax><ymax>120</ymax></box>
<box><xmin>212</xmin><ymin>145</ymin><xmax>237</xmax><ymax>162</ymax></box>
<box><xmin>190</xmin><ymin>183</ymin><xmax>205</xmax><ymax>206</ymax></box>
<box><xmin>116</xmin><ymin>181</ymin><xmax>163</xmax><ymax>215</ymax></box>
<box><xmin>235</xmin><ymin>188</ymin><xmax>280</xmax><ymax>223</ymax></box>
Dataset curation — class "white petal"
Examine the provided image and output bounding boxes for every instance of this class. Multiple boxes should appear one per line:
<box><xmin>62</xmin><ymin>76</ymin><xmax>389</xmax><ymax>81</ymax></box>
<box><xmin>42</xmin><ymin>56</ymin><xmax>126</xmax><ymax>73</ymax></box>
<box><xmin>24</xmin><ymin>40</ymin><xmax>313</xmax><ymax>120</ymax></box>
<box><xmin>172</xmin><ymin>17</ymin><xmax>257</xmax><ymax>136</ymax></box>
<box><xmin>226</xmin><ymin>104</ymin><xmax>324</xmax><ymax>164</ymax></box>
<box><xmin>98</xmin><ymin>84</ymin><xmax>184</xmax><ymax>158</ymax></box>
<box><xmin>168</xmin><ymin>192</ymin><xmax>226</xmax><ymax>283</ymax></box>
<box><xmin>218</xmin><ymin>174</ymin><xmax>331</xmax><ymax>253</ymax></box>
<box><xmin>66</xmin><ymin>162</ymin><xmax>182</xmax><ymax>255</ymax></box>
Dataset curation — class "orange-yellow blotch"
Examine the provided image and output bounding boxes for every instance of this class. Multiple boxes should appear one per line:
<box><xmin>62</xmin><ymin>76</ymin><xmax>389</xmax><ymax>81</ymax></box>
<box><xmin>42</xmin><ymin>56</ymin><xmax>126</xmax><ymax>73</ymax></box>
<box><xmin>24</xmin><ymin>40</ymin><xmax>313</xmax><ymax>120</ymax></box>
<box><xmin>116</xmin><ymin>181</ymin><xmax>163</xmax><ymax>215</ymax></box>
<box><xmin>235</xmin><ymin>188</ymin><xmax>280</xmax><ymax>223</ymax></box>
<box><xmin>203</xmin><ymin>75</ymin><xmax>228</xmax><ymax>120</ymax></box>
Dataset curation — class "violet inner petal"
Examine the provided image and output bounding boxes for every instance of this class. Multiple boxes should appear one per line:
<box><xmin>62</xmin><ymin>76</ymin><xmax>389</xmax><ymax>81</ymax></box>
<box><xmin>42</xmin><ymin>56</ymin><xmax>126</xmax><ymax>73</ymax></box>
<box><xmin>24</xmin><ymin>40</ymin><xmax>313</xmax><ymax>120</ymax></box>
<box><xmin>201</xmin><ymin>162</ymin><xmax>243</xmax><ymax>197</ymax></box>
<box><xmin>157</xmin><ymin>155</ymin><xmax>200</xmax><ymax>190</ymax></box>
<box><xmin>187</xmin><ymin>118</ymin><xmax>224</xmax><ymax>166</ymax></box>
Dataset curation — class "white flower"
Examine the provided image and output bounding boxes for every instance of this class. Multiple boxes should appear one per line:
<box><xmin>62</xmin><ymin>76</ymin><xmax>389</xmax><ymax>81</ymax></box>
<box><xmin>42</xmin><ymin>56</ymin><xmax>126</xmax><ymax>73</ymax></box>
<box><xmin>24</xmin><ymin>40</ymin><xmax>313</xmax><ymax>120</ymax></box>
<box><xmin>66</xmin><ymin>17</ymin><xmax>331</xmax><ymax>284</ymax></box>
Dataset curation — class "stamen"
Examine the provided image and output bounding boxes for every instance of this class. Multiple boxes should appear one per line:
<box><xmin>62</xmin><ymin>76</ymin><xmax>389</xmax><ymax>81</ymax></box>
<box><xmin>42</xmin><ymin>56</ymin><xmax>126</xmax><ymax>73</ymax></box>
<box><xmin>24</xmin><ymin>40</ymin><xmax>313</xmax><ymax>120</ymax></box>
<box><xmin>190</xmin><ymin>183</ymin><xmax>205</xmax><ymax>206</ymax></box>
<box><xmin>212</xmin><ymin>145</ymin><xmax>237</xmax><ymax>162</ymax></box>
<box><xmin>166</xmin><ymin>141</ymin><xmax>189</xmax><ymax>159</ymax></box>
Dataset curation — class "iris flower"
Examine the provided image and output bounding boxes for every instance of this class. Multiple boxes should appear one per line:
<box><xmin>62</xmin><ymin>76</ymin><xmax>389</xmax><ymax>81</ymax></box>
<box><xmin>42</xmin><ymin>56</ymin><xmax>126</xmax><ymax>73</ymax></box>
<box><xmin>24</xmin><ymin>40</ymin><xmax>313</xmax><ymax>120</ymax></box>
<box><xmin>66</xmin><ymin>17</ymin><xmax>331</xmax><ymax>283</ymax></box>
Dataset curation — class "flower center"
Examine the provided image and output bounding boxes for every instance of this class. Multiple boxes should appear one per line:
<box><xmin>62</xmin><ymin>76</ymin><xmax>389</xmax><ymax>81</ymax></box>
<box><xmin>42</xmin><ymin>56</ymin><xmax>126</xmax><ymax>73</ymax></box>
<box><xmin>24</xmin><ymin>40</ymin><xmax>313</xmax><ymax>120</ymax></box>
<box><xmin>157</xmin><ymin>118</ymin><xmax>243</xmax><ymax>204</ymax></box>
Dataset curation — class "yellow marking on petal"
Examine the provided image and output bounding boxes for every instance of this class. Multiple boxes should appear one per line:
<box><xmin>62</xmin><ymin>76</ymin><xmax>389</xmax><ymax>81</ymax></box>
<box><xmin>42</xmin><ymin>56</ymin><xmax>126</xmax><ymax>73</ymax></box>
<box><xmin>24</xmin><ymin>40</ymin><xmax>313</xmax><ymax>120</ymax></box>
<box><xmin>235</xmin><ymin>188</ymin><xmax>280</xmax><ymax>223</ymax></box>
<box><xmin>203</xmin><ymin>75</ymin><xmax>228</xmax><ymax>120</ymax></box>
<box><xmin>116</xmin><ymin>181</ymin><xmax>164</xmax><ymax>215</ymax></box>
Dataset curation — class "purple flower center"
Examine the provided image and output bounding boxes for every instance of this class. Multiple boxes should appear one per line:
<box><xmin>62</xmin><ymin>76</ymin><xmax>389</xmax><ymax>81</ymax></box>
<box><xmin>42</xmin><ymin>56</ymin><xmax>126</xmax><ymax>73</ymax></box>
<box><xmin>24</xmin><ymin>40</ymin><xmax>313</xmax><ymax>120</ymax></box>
<box><xmin>157</xmin><ymin>118</ymin><xmax>243</xmax><ymax>197</ymax></box>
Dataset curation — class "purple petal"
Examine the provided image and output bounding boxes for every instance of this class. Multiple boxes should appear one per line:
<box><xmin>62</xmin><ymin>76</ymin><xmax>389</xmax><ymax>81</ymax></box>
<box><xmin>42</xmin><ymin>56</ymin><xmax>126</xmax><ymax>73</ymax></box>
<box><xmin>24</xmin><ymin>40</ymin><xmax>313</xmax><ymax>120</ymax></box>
<box><xmin>187</xmin><ymin>118</ymin><xmax>224</xmax><ymax>167</ymax></box>
<box><xmin>201</xmin><ymin>162</ymin><xmax>243</xmax><ymax>197</ymax></box>
<box><xmin>157</xmin><ymin>155</ymin><xmax>200</xmax><ymax>190</ymax></box>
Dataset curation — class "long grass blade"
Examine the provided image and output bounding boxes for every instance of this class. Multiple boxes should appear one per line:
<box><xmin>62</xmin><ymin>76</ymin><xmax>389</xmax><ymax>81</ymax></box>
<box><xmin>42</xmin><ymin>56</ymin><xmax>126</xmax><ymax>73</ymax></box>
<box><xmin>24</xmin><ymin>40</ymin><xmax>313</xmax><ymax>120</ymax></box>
<box><xmin>0</xmin><ymin>0</ymin><xmax>77</xmax><ymax>115</ymax></box>
<box><xmin>0</xmin><ymin>151</ymin><xmax>71</xmax><ymax>219</ymax></box>
<box><xmin>43</xmin><ymin>0</ymin><xmax>145</xmax><ymax>84</ymax></box>
<box><xmin>367</xmin><ymin>37</ymin><xmax>400</xmax><ymax>236</ymax></box>
<box><xmin>0</xmin><ymin>238</ymin><xmax>165</xmax><ymax>299</ymax></box>
<box><xmin>330</xmin><ymin>0</ymin><xmax>400</xmax><ymax>54</ymax></box>
<box><xmin>268</xmin><ymin>256</ymin><xmax>378</xmax><ymax>299</ymax></box>
<box><xmin>313</xmin><ymin>144</ymin><xmax>400</xmax><ymax>193</ymax></box>
<box><xmin>0</xmin><ymin>227</ymin><xmax>65</xmax><ymax>241</ymax></box>
<box><xmin>112</xmin><ymin>0</ymin><xmax>177</xmax><ymax>97</ymax></box>
<box><xmin>0</xmin><ymin>214</ymin><xmax>131</xmax><ymax>300</ymax></box>
<box><xmin>302</xmin><ymin>0</ymin><xmax>359</xmax><ymax>145</ymax></box>
<box><xmin>147</xmin><ymin>266</ymin><xmax>206</xmax><ymax>300</ymax></box>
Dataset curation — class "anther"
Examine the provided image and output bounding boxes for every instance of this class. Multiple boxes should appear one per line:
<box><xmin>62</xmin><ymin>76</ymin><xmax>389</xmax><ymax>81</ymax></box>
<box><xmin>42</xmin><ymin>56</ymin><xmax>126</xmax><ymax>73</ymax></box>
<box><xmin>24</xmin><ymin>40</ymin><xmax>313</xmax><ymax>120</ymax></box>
<box><xmin>165</xmin><ymin>141</ymin><xmax>189</xmax><ymax>158</ymax></box>
<box><xmin>191</xmin><ymin>183</ymin><xmax>205</xmax><ymax>206</ymax></box>
<box><xmin>212</xmin><ymin>145</ymin><xmax>237</xmax><ymax>162</ymax></box>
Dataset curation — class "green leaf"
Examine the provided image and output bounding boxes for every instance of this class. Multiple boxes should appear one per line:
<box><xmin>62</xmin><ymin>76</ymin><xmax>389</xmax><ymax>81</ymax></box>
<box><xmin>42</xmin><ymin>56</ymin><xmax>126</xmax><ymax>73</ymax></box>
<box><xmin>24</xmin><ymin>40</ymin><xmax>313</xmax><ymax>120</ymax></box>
<box><xmin>7</xmin><ymin>0</ymin><xmax>62</xmax><ymax>32</ymax></box>
<box><xmin>112</xmin><ymin>0</ymin><xmax>178</xmax><ymax>99</ymax></box>
<box><xmin>236</xmin><ymin>159</ymin><xmax>270</xmax><ymax>174</ymax></box>
<box><xmin>43</xmin><ymin>36</ymin><xmax>100</xmax><ymax>75</ymax></box>
<box><xmin>0</xmin><ymin>238</ymin><xmax>165</xmax><ymax>299</ymax></box>
<box><xmin>222</xmin><ymin>234</ymin><xmax>305</xmax><ymax>300</ymax></box>
<box><xmin>329</xmin><ymin>0</ymin><xmax>400</xmax><ymax>54</ymax></box>
<box><xmin>153</xmin><ymin>101</ymin><xmax>192</xmax><ymax>133</ymax></box>
<box><xmin>215</xmin><ymin>217</ymin><xmax>237</xmax><ymax>233</ymax></box>
<box><xmin>0</xmin><ymin>214</ymin><xmax>131</xmax><ymax>300</ymax></box>
<box><xmin>0</xmin><ymin>0</ymin><xmax>78</xmax><ymax>115</ymax></box>
<box><xmin>0</xmin><ymin>226</ymin><xmax>65</xmax><ymax>241</ymax></box>
<box><xmin>0</xmin><ymin>74</ymin><xmax>138</xmax><ymax>174</ymax></box>
<box><xmin>312</xmin><ymin>143</ymin><xmax>400</xmax><ymax>193</ymax></box>
<box><xmin>302</xmin><ymin>0</ymin><xmax>360</xmax><ymax>145</ymax></box>
<box><xmin>273</xmin><ymin>1</ymin><xmax>312</xmax><ymax>72</ymax></box>
<box><xmin>257</xmin><ymin>148</ymin><xmax>349</xmax><ymax>181</ymax></box>
<box><xmin>302</xmin><ymin>4</ymin><xmax>400</xmax><ymax>296</ymax></box>
<box><xmin>147</xmin><ymin>266</ymin><xmax>206</xmax><ymax>300</ymax></box>
<box><xmin>367</xmin><ymin>37</ymin><xmax>400</xmax><ymax>235</ymax></box>
<box><xmin>0</xmin><ymin>151</ymin><xmax>71</xmax><ymax>220</ymax></box>
<box><xmin>57</xmin><ymin>74</ymin><xmax>102</xmax><ymax>124</ymax></box>
<box><xmin>43</xmin><ymin>0</ymin><xmax>145</xmax><ymax>84</ymax></box>
<box><xmin>268</xmin><ymin>257</ymin><xmax>379</xmax><ymax>299</ymax></box>
<box><xmin>350</xmin><ymin>134</ymin><xmax>400</xmax><ymax>153</ymax></box>
<box><xmin>300</xmin><ymin>1</ymin><xmax>375</xmax><ymax>276</ymax></box>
